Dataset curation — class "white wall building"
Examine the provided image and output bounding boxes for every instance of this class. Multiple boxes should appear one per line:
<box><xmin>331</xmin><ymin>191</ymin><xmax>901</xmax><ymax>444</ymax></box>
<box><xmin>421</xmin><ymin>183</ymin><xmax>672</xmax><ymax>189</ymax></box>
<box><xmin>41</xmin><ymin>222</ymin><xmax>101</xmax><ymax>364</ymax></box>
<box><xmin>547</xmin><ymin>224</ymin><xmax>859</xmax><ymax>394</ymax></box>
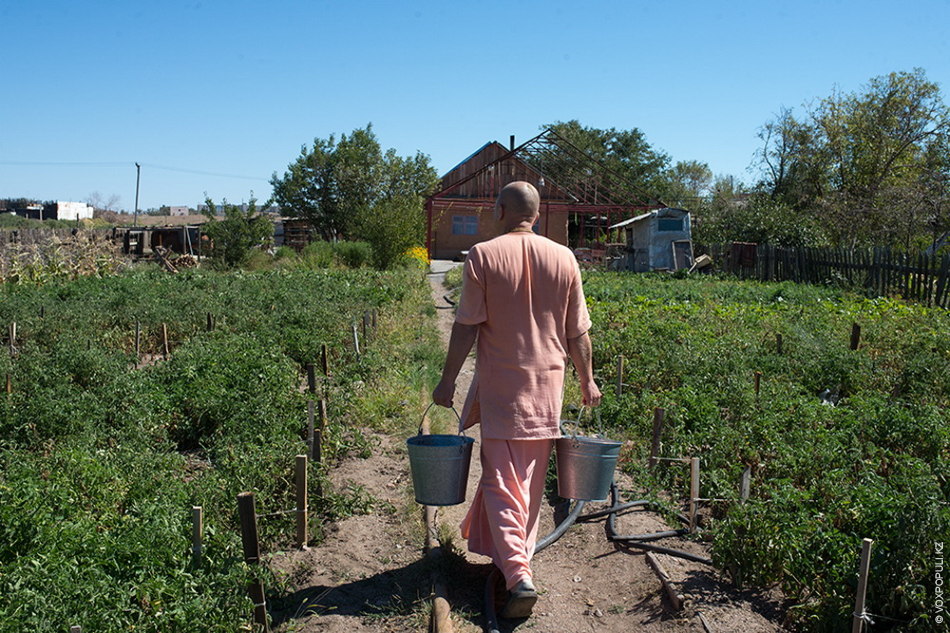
<box><xmin>54</xmin><ymin>201</ymin><xmax>95</xmax><ymax>221</ymax></box>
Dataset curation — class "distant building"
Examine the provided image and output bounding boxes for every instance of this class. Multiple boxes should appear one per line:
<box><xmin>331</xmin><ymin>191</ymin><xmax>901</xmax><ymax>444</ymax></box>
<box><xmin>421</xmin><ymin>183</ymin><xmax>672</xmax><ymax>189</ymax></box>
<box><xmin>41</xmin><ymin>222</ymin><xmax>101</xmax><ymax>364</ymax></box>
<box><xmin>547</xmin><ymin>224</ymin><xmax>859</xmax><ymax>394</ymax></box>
<box><xmin>53</xmin><ymin>201</ymin><xmax>95</xmax><ymax>220</ymax></box>
<box><xmin>168</xmin><ymin>206</ymin><xmax>192</xmax><ymax>216</ymax></box>
<box><xmin>5</xmin><ymin>200</ymin><xmax>94</xmax><ymax>221</ymax></box>
<box><xmin>609</xmin><ymin>207</ymin><xmax>694</xmax><ymax>272</ymax></box>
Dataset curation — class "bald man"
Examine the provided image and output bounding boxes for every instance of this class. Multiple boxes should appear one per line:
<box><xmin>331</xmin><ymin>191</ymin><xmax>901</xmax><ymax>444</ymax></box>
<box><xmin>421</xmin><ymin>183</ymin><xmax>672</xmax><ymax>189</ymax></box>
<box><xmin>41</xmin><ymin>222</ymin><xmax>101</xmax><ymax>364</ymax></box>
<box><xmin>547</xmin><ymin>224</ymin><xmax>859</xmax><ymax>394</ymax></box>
<box><xmin>433</xmin><ymin>181</ymin><xmax>601</xmax><ymax>619</ymax></box>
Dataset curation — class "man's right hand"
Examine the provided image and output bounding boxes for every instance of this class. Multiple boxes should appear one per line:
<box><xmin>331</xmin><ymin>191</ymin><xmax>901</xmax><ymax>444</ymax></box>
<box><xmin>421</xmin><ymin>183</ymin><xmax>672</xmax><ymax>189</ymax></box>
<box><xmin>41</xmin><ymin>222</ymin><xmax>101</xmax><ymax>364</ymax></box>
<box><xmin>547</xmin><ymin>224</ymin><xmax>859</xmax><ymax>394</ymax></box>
<box><xmin>432</xmin><ymin>379</ymin><xmax>455</xmax><ymax>408</ymax></box>
<box><xmin>581</xmin><ymin>380</ymin><xmax>603</xmax><ymax>408</ymax></box>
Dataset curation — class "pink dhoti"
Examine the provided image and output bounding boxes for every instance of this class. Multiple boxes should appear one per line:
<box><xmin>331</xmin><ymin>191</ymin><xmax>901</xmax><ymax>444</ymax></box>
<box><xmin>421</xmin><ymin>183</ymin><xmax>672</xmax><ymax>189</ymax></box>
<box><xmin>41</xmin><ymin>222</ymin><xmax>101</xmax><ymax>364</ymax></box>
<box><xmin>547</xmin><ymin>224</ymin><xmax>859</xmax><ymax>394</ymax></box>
<box><xmin>460</xmin><ymin>438</ymin><xmax>555</xmax><ymax>590</ymax></box>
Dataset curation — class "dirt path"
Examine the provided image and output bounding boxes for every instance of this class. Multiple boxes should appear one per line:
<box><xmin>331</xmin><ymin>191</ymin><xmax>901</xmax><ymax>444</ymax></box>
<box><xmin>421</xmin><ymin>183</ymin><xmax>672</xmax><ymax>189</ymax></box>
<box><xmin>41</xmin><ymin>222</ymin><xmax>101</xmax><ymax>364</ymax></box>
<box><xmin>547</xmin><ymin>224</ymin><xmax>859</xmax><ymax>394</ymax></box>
<box><xmin>271</xmin><ymin>262</ymin><xmax>788</xmax><ymax>633</ymax></box>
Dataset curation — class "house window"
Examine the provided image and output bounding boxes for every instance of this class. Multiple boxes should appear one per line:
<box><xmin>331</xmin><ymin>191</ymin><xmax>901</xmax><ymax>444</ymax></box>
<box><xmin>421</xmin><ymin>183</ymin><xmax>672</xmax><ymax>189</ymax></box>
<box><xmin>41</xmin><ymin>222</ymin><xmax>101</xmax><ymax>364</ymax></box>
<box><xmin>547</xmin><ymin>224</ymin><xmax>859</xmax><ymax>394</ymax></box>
<box><xmin>452</xmin><ymin>215</ymin><xmax>479</xmax><ymax>235</ymax></box>
<box><xmin>657</xmin><ymin>217</ymin><xmax>684</xmax><ymax>232</ymax></box>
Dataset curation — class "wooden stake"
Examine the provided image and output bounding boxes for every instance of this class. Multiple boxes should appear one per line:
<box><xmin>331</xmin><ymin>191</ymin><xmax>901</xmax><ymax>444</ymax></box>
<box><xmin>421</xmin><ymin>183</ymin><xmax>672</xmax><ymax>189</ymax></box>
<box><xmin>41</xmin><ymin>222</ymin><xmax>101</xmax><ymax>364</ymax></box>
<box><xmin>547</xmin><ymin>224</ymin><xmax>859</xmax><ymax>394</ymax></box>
<box><xmin>616</xmin><ymin>356</ymin><xmax>625</xmax><ymax>396</ymax></box>
<box><xmin>295</xmin><ymin>455</ymin><xmax>308</xmax><ymax>549</ymax></box>
<box><xmin>306</xmin><ymin>400</ymin><xmax>315</xmax><ymax>456</ymax></box>
<box><xmin>313</xmin><ymin>428</ymin><xmax>323</xmax><ymax>500</ymax></box>
<box><xmin>248</xmin><ymin>580</ymin><xmax>269</xmax><ymax>632</ymax></box>
<box><xmin>318</xmin><ymin>398</ymin><xmax>327</xmax><ymax>436</ymax></box>
<box><xmin>371</xmin><ymin>309</ymin><xmax>378</xmax><ymax>330</ymax></box>
<box><xmin>8</xmin><ymin>322</ymin><xmax>16</xmax><ymax>355</ymax></box>
<box><xmin>237</xmin><ymin>492</ymin><xmax>268</xmax><ymax>631</ymax></box>
<box><xmin>321</xmin><ymin>343</ymin><xmax>330</xmax><ymax>377</ymax></box>
<box><xmin>776</xmin><ymin>333</ymin><xmax>783</xmax><ymax>355</ymax></box>
<box><xmin>351</xmin><ymin>323</ymin><xmax>360</xmax><ymax>358</ymax></box>
<box><xmin>645</xmin><ymin>551</ymin><xmax>683</xmax><ymax>611</ymax></box>
<box><xmin>850</xmin><ymin>323</ymin><xmax>862</xmax><ymax>351</ymax></box>
<box><xmin>315</xmin><ymin>398</ymin><xmax>326</xmax><ymax>498</ymax></box>
<box><xmin>306</xmin><ymin>363</ymin><xmax>316</xmax><ymax>394</ymax></box>
<box><xmin>162</xmin><ymin>322</ymin><xmax>170</xmax><ymax>359</ymax></box>
<box><xmin>192</xmin><ymin>506</ymin><xmax>203</xmax><ymax>563</ymax></box>
<box><xmin>39</xmin><ymin>305</ymin><xmax>45</xmax><ymax>319</ymax></box>
<box><xmin>134</xmin><ymin>321</ymin><xmax>141</xmax><ymax>359</ymax></box>
<box><xmin>649</xmin><ymin>408</ymin><xmax>665</xmax><ymax>468</ymax></box>
<box><xmin>851</xmin><ymin>538</ymin><xmax>873</xmax><ymax>633</ymax></box>
<box><xmin>689</xmin><ymin>457</ymin><xmax>700</xmax><ymax>533</ymax></box>
<box><xmin>740</xmin><ymin>466</ymin><xmax>751</xmax><ymax>502</ymax></box>
<box><xmin>5</xmin><ymin>374</ymin><xmax>10</xmax><ymax>395</ymax></box>
<box><xmin>754</xmin><ymin>371</ymin><xmax>762</xmax><ymax>398</ymax></box>
<box><xmin>362</xmin><ymin>311</ymin><xmax>370</xmax><ymax>343</ymax></box>
<box><xmin>206</xmin><ymin>312</ymin><xmax>214</xmax><ymax>331</ymax></box>
<box><xmin>237</xmin><ymin>492</ymin><xmax>261</xmax><ymax>564</ymax></box>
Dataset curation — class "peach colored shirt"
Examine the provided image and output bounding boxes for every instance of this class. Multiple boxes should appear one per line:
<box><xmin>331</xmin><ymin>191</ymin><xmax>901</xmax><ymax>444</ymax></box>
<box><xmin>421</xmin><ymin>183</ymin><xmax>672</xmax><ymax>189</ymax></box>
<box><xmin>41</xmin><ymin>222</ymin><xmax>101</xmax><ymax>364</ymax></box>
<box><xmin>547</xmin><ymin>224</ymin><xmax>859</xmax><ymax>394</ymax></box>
<box><xmin>456</xmin><ymin>231</ymin><xmax>592</xmax><ymax>440</ymax></box>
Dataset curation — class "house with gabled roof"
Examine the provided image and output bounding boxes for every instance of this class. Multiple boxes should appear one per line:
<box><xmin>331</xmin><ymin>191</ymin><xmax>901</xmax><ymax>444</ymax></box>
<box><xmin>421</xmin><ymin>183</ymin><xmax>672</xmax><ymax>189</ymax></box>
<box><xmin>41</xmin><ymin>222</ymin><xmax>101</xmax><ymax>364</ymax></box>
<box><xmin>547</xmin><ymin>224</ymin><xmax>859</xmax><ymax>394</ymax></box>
<box><xmin>425</xmin><ymin>129</ymin><xmax>665</xmax><ymax>261</ymax></box>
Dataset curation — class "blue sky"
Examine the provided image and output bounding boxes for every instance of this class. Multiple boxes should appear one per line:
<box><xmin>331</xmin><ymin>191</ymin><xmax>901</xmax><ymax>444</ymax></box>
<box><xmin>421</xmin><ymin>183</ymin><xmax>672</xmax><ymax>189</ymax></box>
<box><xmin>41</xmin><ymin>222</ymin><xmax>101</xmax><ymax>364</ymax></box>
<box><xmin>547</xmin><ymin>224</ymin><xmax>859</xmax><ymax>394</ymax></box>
<box><xmin>2</xmin><ymin>0</ymin><xmax>949</xmax><ymax>211</ymax></box>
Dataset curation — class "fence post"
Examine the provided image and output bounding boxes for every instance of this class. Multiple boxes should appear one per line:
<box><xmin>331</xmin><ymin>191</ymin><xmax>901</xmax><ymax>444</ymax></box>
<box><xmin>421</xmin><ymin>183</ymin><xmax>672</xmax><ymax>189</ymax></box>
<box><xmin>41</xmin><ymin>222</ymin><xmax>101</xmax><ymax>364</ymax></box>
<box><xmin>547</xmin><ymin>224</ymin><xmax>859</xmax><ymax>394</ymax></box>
<box><xmin>649</xmin><ymin>407</ymin><xmax>665</xmax><ymax>468</ymax></box>
<box><xmin>850</xmin><ymin>323</ymin><xmax>861</xmax><ymax>351</ymax></box>
<box><xmin>754</xmin><ymin>371</ymin><xmax>762</xmax><ymax>399</ymax></box>
<box><xmin>206</xmin><ymin>312</ymin><xmax>214</xmax><ymax>331</ymax></box>
<box><xmin>306</xmin><ymin>400</ymin><xmax>315</xmax><ymax>457</ymax></box>
<box><xmin>306</xmin><ymin>363</ymin><xmax>316</xmax><ymax>394</ymax></box>
<box><xmin>776</xmin><ymin>333</ymin><xmax>783</xmax><ymax>355</ymax></box>
<box><xmin>162</xmin><ymin>323</ymin><xmax>170</xmax><ymax>359</ymax></box>
<box><xmin>135</xmin><ymin>321</ymin><xmax>141</xmax><ymax>359</ymax></box>
<box><xmin>689</xmin><ymin>457</ymin><xmax>700</xmax><ymax>533</ymax></box>
<box><xmin>8</xmin><ymin>322</ymin><xmax>16</xmax><ymax>355</ymax></box>
<box><xmin>851</xmin><ymin>538</ymin><xmax>874</xmax><ymax>633</ymax></box>
<box><xmin>295</xmin><ymin>455</ymin><xmax>308</xmax><ymax>549</ymax></box>
<box><xmin>237</xmin><ymin>492</ymin><xmax>269</xmax><ymax>632</ymax></box>
<box><xmin>616</xmin><ymin>356</ymin><xmax>624</xmax><ymax>396</ymax></box>
<box><xmin>321</xmin><ymin>343</ymin><xmax>330</xmax><ymax>377</ymax></box>
<box><xmin>351</xmin><ymin>323</ymin><xmax>360</xmax><ymax>358</ymax></box>
<box><xmin>192</xmin><ymin>506</ymin><xmax>203</xmax><ymax>564</ymax></box>
<box><xmin>315</xmin><ymin>399</ymin><xmax>327</xmax><ymax>499</ymax></box>
<box><xmin>740</xmin><ymin>466</ymin><xmax>751</xmax><ymax>502</ymax></box>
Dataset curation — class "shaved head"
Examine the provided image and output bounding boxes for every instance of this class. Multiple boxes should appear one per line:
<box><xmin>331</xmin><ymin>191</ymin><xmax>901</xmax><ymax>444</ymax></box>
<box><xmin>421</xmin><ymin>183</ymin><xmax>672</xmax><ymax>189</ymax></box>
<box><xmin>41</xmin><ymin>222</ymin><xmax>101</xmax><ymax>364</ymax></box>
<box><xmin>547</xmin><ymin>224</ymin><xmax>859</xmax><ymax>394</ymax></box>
<box><xmin>495</xmin><ymin>181</ymin><xmax>540</xmax><ymax>231</ymax></box>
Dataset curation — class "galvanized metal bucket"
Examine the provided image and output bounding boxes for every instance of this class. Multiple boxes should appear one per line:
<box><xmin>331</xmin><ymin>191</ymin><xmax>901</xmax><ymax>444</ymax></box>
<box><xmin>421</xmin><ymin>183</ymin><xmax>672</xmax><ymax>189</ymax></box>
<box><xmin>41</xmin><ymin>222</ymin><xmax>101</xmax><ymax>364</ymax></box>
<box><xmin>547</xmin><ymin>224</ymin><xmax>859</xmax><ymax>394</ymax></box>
<box><xmin>555</xmin><ymin>417</ymin><xmax>621</xmax><ymax>501</ymax></box>
<box><xmin>407</xmin><ymin>404</ymin><xmax>474</xmax><ymax>506</ymax></box>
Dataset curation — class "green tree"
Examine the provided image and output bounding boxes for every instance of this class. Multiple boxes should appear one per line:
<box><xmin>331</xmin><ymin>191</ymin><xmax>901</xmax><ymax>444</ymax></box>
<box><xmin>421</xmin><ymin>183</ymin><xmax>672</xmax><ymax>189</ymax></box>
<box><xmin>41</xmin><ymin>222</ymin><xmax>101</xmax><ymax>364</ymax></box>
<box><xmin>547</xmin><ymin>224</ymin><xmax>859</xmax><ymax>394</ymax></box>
<box><xmin>542</xmin><ymin>120</ymin><xmax>673</xmax><ymax>203</ymax></box>
<box><xmin>756</xmin><ymin>69</ymin><xmax>950</xmax><ymax>248</ymax></box>
<box><xmin>270</xmin><ymin>124</ymin><xmax>438</xmax><ymax>246</ymax></box>
<box><xmin>201</xmin><ymin>196</ymin><xmax>274</xmax><ymax>269</ymax></box>
<box><xmin>666</xmin><ymin>159</ymin><xmax>713</xmax><ymax>208</ymax></box>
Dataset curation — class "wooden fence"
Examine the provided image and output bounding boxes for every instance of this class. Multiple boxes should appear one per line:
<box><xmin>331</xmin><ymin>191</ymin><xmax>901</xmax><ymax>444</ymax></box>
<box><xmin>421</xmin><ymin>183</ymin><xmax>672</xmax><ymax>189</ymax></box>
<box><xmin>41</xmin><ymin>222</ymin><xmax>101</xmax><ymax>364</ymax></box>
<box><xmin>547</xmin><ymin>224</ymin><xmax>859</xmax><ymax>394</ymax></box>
<box><xmin>702</xmin><ymin>243</ymin><xmax>950</xmax><ymax>308</ymax></box>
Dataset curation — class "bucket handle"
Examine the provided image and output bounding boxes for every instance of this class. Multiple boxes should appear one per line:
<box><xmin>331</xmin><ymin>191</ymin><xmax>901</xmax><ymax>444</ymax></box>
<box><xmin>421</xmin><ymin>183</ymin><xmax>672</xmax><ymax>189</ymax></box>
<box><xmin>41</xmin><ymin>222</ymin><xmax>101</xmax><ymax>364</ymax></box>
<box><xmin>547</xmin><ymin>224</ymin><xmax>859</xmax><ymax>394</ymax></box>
<box><xmin>561</xmin><ymin>405</ymin><xmax>606</xmax><ymax>441</ymax></box>
<box><xmin>418</xmin><ymin>402</ymin><xmax>463</xmax><ymax>436</ymax></box>
<box><xmin>560</xmin><ymin>405</ymin><xmax>589</xmax><ymax>440</ymax></box>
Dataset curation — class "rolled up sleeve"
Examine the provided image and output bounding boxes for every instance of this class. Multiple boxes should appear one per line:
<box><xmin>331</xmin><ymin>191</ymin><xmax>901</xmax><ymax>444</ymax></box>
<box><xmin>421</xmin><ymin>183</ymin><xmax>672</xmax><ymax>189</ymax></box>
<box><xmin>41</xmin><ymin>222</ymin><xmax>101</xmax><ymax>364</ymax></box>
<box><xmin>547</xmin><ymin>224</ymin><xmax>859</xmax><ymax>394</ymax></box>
<box><xmin>456</xmin><ymin>250</ymin><xmax>487</xmax><ymax>326</ymax></box>
<box><xmin>565</xmin><ymin>264</ymin><xmax>591</xmax><ymax>339</ymax></box>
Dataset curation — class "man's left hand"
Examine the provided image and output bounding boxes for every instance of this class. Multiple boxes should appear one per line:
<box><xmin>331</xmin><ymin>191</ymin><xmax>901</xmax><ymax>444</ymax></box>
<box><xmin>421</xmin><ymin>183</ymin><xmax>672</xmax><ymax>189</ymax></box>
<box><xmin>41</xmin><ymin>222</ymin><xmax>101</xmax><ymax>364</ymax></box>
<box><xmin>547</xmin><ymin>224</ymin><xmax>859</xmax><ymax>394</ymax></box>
<box><xmin>432</xmin><ymin>379</ymin><xmax>455</xmax><ymax>408</ymax></box>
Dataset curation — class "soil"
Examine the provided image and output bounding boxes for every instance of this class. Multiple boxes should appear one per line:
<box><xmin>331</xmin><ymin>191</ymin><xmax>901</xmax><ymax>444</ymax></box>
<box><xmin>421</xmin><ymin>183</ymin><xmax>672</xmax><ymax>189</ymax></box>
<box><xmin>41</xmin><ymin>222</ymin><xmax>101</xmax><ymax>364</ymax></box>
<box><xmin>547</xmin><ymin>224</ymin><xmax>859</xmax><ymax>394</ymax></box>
<box><xmin>270</xmin><ymin>262</ymin><xmax>790</xmax><ymax>633</ymax></box>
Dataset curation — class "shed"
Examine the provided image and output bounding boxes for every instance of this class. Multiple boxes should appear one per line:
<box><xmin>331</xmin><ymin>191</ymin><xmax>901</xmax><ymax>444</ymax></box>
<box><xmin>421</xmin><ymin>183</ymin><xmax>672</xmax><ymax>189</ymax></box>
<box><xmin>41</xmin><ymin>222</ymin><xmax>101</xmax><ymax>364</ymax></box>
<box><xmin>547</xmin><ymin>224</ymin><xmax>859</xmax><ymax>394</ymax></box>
<box><xmin>609</xmin><ymin>207</ymin><xmax>693</xmax><ymax>272</ymax></box>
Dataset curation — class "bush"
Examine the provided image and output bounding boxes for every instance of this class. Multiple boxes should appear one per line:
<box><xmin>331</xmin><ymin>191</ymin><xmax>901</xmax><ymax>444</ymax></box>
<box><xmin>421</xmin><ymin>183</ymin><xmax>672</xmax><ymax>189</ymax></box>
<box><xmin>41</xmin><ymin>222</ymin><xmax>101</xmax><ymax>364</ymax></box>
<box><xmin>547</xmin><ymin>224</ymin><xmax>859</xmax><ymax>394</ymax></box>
<box><xmin>333</xmin><ymin>241</ymin><xmax>372</xmax><ymax>268</ymax></box>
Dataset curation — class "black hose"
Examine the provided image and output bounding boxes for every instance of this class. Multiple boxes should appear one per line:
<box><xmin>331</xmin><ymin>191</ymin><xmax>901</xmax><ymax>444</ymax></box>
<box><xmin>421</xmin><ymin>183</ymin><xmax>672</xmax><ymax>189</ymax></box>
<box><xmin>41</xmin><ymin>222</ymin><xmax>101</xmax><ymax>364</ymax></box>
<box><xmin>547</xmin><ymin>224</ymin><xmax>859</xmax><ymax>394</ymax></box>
<box><xmin>614</xmin><ymin>539</ymin><xmax>714</xmax><ymax>565</ymax></box>
<box><xmin>576</xmin><ymin>499</ymin><xmax>649</xmax><ymax>521</ymax></box>
<box><xmin>534</xmin><ymin>499</ymin><xmax>586</xmax><ymax>554</ymax></box>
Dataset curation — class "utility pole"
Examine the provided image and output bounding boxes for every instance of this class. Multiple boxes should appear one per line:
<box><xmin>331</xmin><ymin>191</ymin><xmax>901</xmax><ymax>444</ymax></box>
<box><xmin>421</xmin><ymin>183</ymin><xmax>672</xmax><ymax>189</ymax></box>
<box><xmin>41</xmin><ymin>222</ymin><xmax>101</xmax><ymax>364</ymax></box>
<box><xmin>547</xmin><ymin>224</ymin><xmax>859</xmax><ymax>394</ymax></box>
<box><xmin>134</xmin><ymin>162</ymin><xmax>141</xmax><ymax>227</ymax></box>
